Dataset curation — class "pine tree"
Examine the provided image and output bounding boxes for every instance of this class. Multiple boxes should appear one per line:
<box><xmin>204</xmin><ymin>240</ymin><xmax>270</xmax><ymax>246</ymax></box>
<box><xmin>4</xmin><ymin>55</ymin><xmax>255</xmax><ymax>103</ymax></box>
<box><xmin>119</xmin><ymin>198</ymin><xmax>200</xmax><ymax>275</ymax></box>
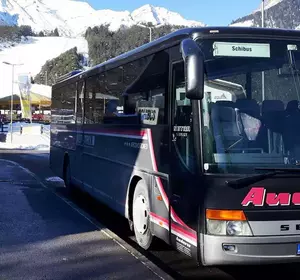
<box><xmin>53</xmin><ymin>28</ymin><xmax>59</xmax><ymax>37</ymax></box>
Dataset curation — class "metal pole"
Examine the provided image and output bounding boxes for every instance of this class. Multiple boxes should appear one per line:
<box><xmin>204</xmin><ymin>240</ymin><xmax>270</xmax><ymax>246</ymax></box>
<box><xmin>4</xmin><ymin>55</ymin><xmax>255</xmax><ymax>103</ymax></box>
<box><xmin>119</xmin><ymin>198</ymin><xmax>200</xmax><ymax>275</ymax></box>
<box><xmin>261</xmin><ymin>0</ymin><xmax>265</xmax><ymax>101</ymax></box>
<box><xmin>149</xmin><ymin>27</ymin><xmax>152</xmax><ymax>42</ymax></box>
<box><xmin>10</xmin><ymin>64</ymin><xmax>14</xmax><ymax>143</ymax></box>
<box><xmin>261</xmin><ymin>0</ymin><xmax>265</xmax><ymax>28</ymax></box>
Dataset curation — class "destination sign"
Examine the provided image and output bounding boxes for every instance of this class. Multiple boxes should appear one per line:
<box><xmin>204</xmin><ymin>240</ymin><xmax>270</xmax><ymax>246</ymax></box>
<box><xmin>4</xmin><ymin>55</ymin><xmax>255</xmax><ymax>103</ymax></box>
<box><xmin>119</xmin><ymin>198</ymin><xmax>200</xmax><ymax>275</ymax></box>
<box><xmin>213</xmin><ymin>42</ymin><xmax>271</xmax><ymax>58</ymax></box>
<box><xmin>138</xmin><ymin>107</ymin><xmax>159</xmax><ymax>125</ymax></box>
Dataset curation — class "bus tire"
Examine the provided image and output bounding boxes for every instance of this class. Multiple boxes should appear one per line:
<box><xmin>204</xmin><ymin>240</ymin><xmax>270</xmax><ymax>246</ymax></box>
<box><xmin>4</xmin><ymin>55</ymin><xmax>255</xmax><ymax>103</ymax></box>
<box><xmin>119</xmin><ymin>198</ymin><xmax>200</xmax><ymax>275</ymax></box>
<box><xmin>63</xmin><ymin>158</ymin><xmax>73</xmax><ymax>194</ymax></box>
<box><xmin>132</xmin><ymin>180</ymin><xmax>153</xmax><ymax>250</ymax></box>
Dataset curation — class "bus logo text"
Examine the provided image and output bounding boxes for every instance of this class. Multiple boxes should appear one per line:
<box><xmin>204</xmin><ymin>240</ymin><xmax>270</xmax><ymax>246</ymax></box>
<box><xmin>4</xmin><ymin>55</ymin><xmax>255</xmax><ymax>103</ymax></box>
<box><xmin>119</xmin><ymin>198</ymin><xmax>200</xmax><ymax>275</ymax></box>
<box><xmin>241</xmin><ymin>187</ymin><xmax>300</xmax><ymax>207</ymax></box>
<box><xmin>124</xmin><ymin>141</ymin><xmax>148</xmax><ymax>150</ymax></box>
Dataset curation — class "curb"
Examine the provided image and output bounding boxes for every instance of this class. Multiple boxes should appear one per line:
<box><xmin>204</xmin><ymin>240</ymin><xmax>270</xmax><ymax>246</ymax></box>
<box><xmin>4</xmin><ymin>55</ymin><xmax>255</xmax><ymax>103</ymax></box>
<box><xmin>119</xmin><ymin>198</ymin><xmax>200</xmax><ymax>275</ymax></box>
<box><xmin>1</xmin><ymin>159</ymin><xmax>174</xmax><ymax>280</ymax></box>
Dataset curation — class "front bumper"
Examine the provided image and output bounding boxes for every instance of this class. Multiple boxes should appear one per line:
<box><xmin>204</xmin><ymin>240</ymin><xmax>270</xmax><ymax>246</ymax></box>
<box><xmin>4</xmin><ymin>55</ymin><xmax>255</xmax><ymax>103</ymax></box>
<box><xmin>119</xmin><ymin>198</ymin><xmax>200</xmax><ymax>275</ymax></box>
<box><xmin>202</xmin><ymin>234</ymin><xmax>300</xmax><ymax>266</ymax></box>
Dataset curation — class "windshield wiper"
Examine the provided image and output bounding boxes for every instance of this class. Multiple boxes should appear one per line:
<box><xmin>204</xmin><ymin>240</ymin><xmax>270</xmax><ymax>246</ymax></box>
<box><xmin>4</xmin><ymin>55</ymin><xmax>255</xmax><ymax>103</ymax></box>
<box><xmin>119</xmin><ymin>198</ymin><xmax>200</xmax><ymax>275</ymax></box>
<box><xmin>226</xmin><ymin>168</ymin><xmax>300</xmax><ymax>189</ymax></box>
<box><xmin>255</xmin><ymin>167</ymin><xmax>300</xmax><ymax>172</ymax></box>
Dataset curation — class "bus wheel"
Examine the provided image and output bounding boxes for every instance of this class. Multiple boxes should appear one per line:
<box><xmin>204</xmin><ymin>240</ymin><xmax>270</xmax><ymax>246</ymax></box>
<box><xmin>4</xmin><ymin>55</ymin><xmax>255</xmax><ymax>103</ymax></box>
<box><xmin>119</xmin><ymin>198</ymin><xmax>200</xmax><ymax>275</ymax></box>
<box><xmin>132</xmin><ymin>180</ymin><xmax>153</xmax><ymax>250</ymax></box>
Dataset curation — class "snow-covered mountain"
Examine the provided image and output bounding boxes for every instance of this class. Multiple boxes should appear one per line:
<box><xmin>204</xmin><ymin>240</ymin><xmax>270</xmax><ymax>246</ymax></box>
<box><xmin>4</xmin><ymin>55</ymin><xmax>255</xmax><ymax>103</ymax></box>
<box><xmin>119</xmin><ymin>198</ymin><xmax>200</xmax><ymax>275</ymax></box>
<box><xmin>231</xmin><ymin>0</ymin><xmax>300</xmax><ymax>29</ymax></box>
<box><xmin>0</xmin><ymin>0</ymin><xmax>205</xmax><ymax>37</ymax></box>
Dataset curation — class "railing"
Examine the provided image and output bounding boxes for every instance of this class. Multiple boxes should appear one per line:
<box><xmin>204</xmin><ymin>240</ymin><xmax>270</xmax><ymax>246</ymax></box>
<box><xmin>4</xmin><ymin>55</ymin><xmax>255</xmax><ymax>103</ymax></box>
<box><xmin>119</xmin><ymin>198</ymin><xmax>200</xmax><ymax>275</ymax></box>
<box><xmin>20</xmin><ymin>125</ymin><xmax>45</xmax><ymax>135</ymax></box>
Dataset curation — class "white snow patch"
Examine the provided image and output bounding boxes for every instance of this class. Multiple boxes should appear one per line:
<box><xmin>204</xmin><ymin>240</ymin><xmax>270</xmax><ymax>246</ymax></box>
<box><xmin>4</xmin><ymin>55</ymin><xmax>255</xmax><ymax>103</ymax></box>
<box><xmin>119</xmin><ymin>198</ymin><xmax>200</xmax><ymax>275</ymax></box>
<box><xmin>230</xmin><ymin>19</ymin><xmax>254</xmax><ymax>27</ymax></box>
<box><xmin>0</xmin><ymin>36</ymin><xmax>88</xmax><ymax>98</ymax></box>
<box><xmin>253</xmin><ymin>0</ymin><xmax>283</xmax><ymax>13</ymax></box>
<box><xmin>0</xmin><ymin>122</ymin><xmax>50</xmax><ymax>150</ymax></box>
<box><xmin>0</xmin><ymin>1</ymin><xmax>205</xmax><ymax>37</ymax></box>
<box><xmin>131</xmin><ymin>4</ymin><xmax>204</xmax><ymax>28</ymax></box>
<box><xmin>46</xmin><ymin>177</ymin><xmax>64</xmax><ymax>183</ymax></box>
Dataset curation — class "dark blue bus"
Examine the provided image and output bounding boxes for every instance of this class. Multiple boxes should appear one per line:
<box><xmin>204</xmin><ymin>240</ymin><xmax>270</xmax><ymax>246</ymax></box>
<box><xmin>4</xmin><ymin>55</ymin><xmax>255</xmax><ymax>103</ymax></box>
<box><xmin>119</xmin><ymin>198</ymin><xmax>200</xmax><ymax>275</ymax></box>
<box><xmin>51</xmin><ymin>26</ymin><xmax>300</xmax><ymax>265</ymax></box>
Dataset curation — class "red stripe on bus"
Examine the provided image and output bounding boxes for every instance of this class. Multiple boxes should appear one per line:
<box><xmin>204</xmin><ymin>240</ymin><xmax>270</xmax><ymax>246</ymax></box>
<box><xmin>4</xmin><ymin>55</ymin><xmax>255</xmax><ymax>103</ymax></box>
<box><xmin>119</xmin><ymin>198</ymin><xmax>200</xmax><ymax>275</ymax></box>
<box><xmin>84</xmin><ymin>128</ymin><xmax>147</xmax><ymax>137</ymax></box>
<box><xmin>150</xmin><ymin>212</ymin><xmax>197</xmax><ymax>242</ymax></box>
<box><xmin>150</xmin><ymin>212</ymin><xmax>169</xmax><ymax>224</ymax></box>
<box><xmin>171</xmin><ymin>221</ymin><xmax>197</xmax><ymax>240</ymax></box>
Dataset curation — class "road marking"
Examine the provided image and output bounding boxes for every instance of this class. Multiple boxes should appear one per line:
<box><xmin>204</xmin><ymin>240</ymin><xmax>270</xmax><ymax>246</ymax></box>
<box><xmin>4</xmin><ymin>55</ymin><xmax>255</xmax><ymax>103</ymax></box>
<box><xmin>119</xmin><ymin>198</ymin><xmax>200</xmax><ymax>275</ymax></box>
<box><xmin>0</xmin><ymin>159</ymin><xmax>173</xmax><ymax>280</ymax></box>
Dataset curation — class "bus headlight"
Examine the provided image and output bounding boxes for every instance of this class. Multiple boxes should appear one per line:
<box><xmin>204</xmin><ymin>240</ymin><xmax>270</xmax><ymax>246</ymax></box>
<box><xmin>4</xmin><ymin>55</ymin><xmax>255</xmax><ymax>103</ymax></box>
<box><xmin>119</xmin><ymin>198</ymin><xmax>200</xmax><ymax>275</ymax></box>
<box><xmin>226</xmin><ymin>221</ymin><xmax>252</xmax><ymax>236</ymax></box>
<box><xmin>206</xmin><ymin>209</ymin><xmax>253</xmax><ymax>236</ymax></box>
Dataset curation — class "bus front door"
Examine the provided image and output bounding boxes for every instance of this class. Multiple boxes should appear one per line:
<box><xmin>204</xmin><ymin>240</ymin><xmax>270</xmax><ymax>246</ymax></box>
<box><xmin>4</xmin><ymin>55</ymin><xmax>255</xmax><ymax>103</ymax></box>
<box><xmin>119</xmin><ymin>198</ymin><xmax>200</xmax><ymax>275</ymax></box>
<box><xmin>169</xmin><ymin>61</ymin><xmax>198</xmax><ymax>259</ymax></box>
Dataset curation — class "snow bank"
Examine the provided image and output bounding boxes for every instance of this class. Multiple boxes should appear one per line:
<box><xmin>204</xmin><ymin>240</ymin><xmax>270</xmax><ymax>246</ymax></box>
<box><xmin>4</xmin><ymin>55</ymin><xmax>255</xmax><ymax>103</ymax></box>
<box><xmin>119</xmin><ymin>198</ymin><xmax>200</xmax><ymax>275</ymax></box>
<box><xmin>46</xmin><ymin>177</ymin><xmax>64</xmax><ymax>183</ymax></box>
<box><xmin>0</xmin><ymin>122</ymin><xmax>50</xmax><ymax>150</ymax></box>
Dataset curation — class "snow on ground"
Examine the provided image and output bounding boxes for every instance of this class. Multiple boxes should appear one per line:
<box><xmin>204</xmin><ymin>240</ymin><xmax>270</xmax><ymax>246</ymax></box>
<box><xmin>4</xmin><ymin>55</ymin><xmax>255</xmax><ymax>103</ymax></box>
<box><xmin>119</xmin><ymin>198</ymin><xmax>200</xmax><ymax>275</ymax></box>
<box><xmin>0</xmin><ymin>122</ymin><xmax>50</xmax><ymax>150</ymax></box>
<box><xmin>230</xmin><ymin>20</ymin><xmax>254</xmax><ymax>27</ymax></box>
<box><xmin>46</xmin><ymin>177</ymin><xmax>64</xmax><ymax>183</ymax></box>
<box><xmin>0</xmin><ymin>36</ymin><xmax>88</xmax><ymax>98</ymax></box>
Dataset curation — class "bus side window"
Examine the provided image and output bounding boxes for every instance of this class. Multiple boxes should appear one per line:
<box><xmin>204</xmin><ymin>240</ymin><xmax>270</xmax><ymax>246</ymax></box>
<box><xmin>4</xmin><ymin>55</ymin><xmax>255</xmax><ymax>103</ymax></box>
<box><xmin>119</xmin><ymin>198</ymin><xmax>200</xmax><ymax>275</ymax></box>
<box><xmin>173</xmin><ymin>62</ymin><xmax>195</xmax><ymax>172</ymax></box>
<box><xmin>60</xmin><ymin>83</ymin><xmax>76</xmax><ymax>124</ymax></box>
<box><xmin>85</xmin><ymin>70</ymin><xmax>124</xmax><ymax>124</ymax></box>
<box><xmin>76</xmin><ymin>81</ymin><xmax>84</xmax><ymax>125</ymax></box>
<box><xmin>85</xmin><ymin>76</ymin><xmax>96</xmax><ymax>124</ymax></box>
<box><xmin>123</xmin><ymin>51</ymin><xmax>169</xmax><ymax>125</ymax></box>
<box><xmin>104</xmin><ymin>67</ymin><xmax>124</xmax><ymax>119</ymax></box>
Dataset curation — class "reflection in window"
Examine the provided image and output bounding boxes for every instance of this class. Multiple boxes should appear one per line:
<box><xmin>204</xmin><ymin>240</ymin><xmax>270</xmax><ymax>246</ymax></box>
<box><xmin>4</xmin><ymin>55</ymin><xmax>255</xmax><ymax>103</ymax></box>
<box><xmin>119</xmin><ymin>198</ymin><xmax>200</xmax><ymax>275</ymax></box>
<box><xmin>52</xmin><ymin>83</ymin><xmax>76</xmax><ymax>124</ymax></box>
<box><xmin>200</xmin><ymin>39</ymin><xmax>300</xmax><ymax>172</ymax></box>
<box><xmin>173</xmin><ymin>62</ymin><xmax>195</xmax><ymax>172</ymax></box>
<box><xmin>85</xmin><ymin>69</ymin><xmax>124</xmax><ymax>124</ymax></box>
<box><xmin>83</xmin><ymin>51</ymin><xmax>169</xmax><ymax>126</ymax></box>
<box><xmin>76</xmin><ymin>81</ymin><xmax>84</xmax><ymax>125</ymax></box>
<box><xmin>123</xmin><ymin>51</ymin><xmax>169</xmax><ymax>125</ymax></box>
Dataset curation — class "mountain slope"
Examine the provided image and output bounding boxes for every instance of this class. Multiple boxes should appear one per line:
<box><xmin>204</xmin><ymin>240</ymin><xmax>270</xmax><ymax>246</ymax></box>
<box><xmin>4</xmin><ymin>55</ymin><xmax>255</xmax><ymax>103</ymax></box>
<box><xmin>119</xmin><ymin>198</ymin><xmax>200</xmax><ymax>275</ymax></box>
<box><xmin>0</xmin><ymin>36</ymin><xmax>88</xmax><ymax>97</ymax></box>
<box><xmin>231</xmin><ymin>0</ymin><xmax>300</xmax><ymax>29</ymax></box>
<box><xmin>0</xmin><ymin>1</ymin><xmax>205</xmax><ymax>37</ymax></box>
<box><xmin>253</xmin><ymin>0</ymin><xmax>283</xmax><ymax>13</ymax></box>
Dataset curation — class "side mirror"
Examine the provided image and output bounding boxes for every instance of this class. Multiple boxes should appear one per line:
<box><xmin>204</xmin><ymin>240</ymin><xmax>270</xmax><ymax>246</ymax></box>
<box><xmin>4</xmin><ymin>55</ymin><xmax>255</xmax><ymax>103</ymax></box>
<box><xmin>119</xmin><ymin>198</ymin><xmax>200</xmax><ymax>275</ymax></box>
<box><xmin>180</xmin><ymin>38</ymin><xmax>204</xmax><ymax>100</ymax></box>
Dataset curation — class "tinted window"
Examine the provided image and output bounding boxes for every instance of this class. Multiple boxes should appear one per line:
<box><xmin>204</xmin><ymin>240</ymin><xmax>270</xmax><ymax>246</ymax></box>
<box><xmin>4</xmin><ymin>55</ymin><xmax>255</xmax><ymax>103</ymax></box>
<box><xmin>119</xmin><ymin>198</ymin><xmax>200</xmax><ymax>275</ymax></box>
<box><xmin>85</xmin><ymin>68</ymin><xmax>124</xmax><ymax>124</ymax></box>
<box><xmin>173</xmin><ymin>62</ymin><xmax>195</xmax><ymax>172</ymax></box>
<box><xmin>83</xmin><ymin>51</ymin><xmax>169</xmax><ymax>125</ymax></box>
<box><xmin>123</xmin><ymin>51</ymin><xmax>169</xmax><ymax>125</ymax></box>
<box><xmin>52</xmin><ymin>83</ymin><xmax>76</xmax><ymax>124</ymax></box>
<box><xmin>104</xmin><ymin>67</ymin><xmax>124</xmax><ymax>118</ymax></box>
<box><xmin>199</xmin><ymin>38</ymin><xmax>300</xmax><ymax>173</ymax></box>
<box><xmin>76</xmin><ymin>81</ymin><xmax>85</xmax><ymax>125</ymax></box>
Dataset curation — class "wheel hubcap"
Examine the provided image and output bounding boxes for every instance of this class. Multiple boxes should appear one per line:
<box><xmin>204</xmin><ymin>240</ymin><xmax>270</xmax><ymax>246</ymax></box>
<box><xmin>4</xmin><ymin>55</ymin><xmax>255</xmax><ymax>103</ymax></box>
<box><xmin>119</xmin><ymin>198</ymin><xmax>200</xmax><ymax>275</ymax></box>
<box><xmin>133</xmin><ymin>194</ymin><xmax>149</xmax><ymax>234</ymax></box>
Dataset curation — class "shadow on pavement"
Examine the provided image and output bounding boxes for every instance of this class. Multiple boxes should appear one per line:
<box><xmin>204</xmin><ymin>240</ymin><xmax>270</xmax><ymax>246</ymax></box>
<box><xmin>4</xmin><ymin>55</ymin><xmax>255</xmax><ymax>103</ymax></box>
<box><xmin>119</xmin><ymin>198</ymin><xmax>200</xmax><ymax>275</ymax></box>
<box><xmin>0</xmin><ymin>234</ymin><xmax>159</xmax><ymax>280</ymax></box>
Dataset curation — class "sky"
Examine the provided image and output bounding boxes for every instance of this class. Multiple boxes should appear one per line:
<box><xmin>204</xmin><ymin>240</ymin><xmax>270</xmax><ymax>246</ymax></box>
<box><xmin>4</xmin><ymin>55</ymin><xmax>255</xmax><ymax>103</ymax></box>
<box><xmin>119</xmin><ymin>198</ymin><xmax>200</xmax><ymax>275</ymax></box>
<box><xmin>82</xmin><ymin>0</ymin><xmax>263</xmax><ymax>26</ymax></box>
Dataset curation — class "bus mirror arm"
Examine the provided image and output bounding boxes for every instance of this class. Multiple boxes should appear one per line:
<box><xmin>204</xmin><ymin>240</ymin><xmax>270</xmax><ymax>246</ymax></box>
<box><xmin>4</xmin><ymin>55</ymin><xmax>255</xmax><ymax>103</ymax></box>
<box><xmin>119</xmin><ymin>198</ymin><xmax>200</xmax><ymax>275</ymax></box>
<box><xmin>180</xmin><ymin>38</ymin><xmax>204</xmax><ymax>100</ymax></box>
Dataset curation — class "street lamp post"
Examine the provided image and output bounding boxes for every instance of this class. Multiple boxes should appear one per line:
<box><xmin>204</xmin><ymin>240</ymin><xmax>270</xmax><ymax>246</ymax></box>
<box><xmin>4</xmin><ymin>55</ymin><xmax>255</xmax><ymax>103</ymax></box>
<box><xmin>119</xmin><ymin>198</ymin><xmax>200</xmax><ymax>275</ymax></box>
<box><xmin>136</xmin><ymin>23</ymin><xmax>163</xmax><ymax>42</ymax></box>
<box><xmin>2</xmin><ymin>61</ymin><xmax>23</xmax><ymax>143</ymax></box>
<box><xmin>261</xmin><ymin>0</ymin><xmax>265</xmax><ymax>28</ymax></box>
<box><xmin>261</xmin><ymin>0</ymin><xmax>265</xmax><ymax>101</ymax></box>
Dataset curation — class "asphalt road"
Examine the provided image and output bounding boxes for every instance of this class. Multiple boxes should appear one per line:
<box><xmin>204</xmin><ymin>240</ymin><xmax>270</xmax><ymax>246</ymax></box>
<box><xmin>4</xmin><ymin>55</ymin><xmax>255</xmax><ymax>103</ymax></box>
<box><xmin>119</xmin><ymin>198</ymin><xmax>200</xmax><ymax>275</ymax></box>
<box><xmin>1</xmin><ymin>150</ymin><xmax>300</xmax><ymax>279</ymax></box>
<box><xmin>0</xmin><ymin>154</ymin><xmax>167</xmax><ymax>280</ymax></box>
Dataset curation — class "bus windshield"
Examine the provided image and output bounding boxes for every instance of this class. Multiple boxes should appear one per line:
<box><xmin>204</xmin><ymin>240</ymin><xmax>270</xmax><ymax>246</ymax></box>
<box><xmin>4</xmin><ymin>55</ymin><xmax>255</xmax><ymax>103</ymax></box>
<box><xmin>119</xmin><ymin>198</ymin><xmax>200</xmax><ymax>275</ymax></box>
<box><xmin>198</xmin><ymin>38</ymin><xmax>300</xmax><ymax>174</ymax></box>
